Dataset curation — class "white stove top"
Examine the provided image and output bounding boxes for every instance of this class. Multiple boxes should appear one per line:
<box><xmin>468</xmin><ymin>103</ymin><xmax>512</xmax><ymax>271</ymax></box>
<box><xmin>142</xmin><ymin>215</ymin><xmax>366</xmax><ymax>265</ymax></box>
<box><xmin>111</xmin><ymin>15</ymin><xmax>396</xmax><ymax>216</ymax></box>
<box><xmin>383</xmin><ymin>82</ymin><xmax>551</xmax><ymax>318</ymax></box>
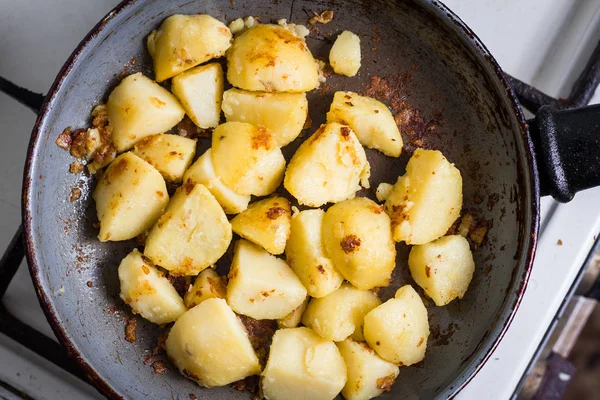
<box><xmin>0</xmin><ymin>1</ymin><xmax>599</xmax><ymax>399</ymax></box>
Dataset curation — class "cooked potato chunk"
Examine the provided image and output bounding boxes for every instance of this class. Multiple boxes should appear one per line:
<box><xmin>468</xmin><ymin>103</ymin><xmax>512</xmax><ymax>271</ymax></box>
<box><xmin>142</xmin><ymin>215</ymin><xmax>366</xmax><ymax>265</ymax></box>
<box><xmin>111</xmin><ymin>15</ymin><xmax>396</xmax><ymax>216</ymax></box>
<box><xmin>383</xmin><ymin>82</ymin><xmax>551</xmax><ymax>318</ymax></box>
<box><xmin>227</xmin><ymin>24</ymin><xmax>320</xmax><ymax>92</ymax></box>
<box><xmin>222</xmin><ymin>88</ymin><xmax>308</xmax><ymax>146</ymax></box>
<box><xmin>364</xmin><ymin>285</ymin><xmax>429</xmax><ymax>366</ymax></box>
<box><xmin>262</xmin><ymin>327</ymin><xmax>347</xmax><ymax>400</ymax></box>
<box><xmin>327</xmin><ymin>91</ymin><xmax>402</xmax><ymax>157</ymax></box>
<box><xmin>322</xmin><ymin>197</ymin><xmax>396</xmax><ymax>290</ymax></box>
<box><xmin>171</xmin><ymin>63</ymin><xmax>224</xmax><ymax>129</ymax></box>
<box><xmin>302</xmin><ymin>284</ymin><xmax>381</xmax><ymax>342</ymax></box>
<box><xmin>408</xmin><ymin>235</ymin><xmax>475</xmax><ymax>306</ymax></box>
<box><xmin>375</xmin><ymin>183</ymin><xmax>394</xmax><ymax>202</ymax></box>
<box><xmin>184</xmin><ymin>268</ymin><xmax>227</xmax><ymax>309</ymax></box>
<box><xmin>337</xmin><ymin>339</ymin><xmax>400</xmax><ymax>400</ymax></box>
<box><xmin>385</xmin><ymin>149</ymin><xmax>463</xmax><ymax>244</ymax></box>
<box><xmin>278</xmin><ymin>297</ymin><xmax>309</xmax><ymax>329</ymax></box>
<box><xmin>182</xmin><ymin>149</ymin><xmax>250</xmax><ymax>214</ymax></box>
<box><xmin>147</xmin><ymin>14</ymin><xmax>232</xmax><ymax>82</ymax></box>
<box><xmin>132</xmin><ymin>134</ymin><xmax>196</xmax><ymax>182</ymax></box>
<box><xmin>144</xmin><ymin>183</ymin><xmax>232</xmax><ymax>275</ymax></box>
<box><xmin>231</xmin><ymin>197</ymin><xmax>291</xmax><ymax>255</ymax></box>
<box><xmin>166</xmin><ymin>298</ymin><xmax>260</xmax><ymax>387</ymax></box>
<box><xmin>118</xmin><ymin>249</ymin><xmax>186</xmax><ymax>324</ymax></box>
<box><xmin>329</xmin><ymin>31</ymin><xmax>361</xmax><ymax>77</ymax></box>
<box><xmin>211</xmin><ymin>122</ymin><xmax>285</xmax><ymax>196</ymax></box>
<box><xmin>106</xmin><ymin>73</ymin><xmax>185</xmax><ymax>152</ymax></box>
<box><xmin>93</xmin><ymin>152</ymin><xmax>168</xmax><ymax>242</ymax></box>
<box><xmin>285</xmin><ymin>209</ymin><xmax>343</xmax><ymax>298</ymax></box>
<box><xmin>227</xmin><ymin>240</ymin><xmax>307</xmax><ymax>320</ymax></box>
<box><xmin>284</xmin><ymin>123</ymin><xmax>369</xmax><ymax>207</ymax></box>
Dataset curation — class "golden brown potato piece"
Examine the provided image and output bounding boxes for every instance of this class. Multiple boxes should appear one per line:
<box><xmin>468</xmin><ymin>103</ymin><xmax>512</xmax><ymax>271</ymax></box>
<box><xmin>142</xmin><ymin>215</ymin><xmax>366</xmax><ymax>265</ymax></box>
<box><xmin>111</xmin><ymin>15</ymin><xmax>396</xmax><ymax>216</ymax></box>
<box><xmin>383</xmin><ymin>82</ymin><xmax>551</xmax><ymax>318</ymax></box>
<box><xmin>262</xmin><ymin>327</ymin><xmax>347</xmax><ymax>400</ymax></box>
<box><xmin>166</xmin><ymin>298</ymin><xmax>261</xmax><ymax>387</ymax></box>
<box><xmin>118</xmin><ymin>249</ymin><xmax>186</xmax><ymax>324</ymax></box>
<box><xmin>211</xmin><ymin>122</ymin><xmax>286</xmax><ymax>196</ymax></box>
<box><xmin>132</xmin><ymin>133</ymin><xmax>196</xmax><ymax>182</ymax></box>
<box><xmin>385</xmin><ymin>149</ymin><xmax>463</xmax><ymax>244</ymax></box>
<box><xmin>284</xmin><ymin>123</ymin><xmax>369</xmax><ymax>207</ymax></box>
<box><xmin>222</xmin><ymin>88</ymin><xmax>308</xmax><ymax>146</ymax></box>
<box><xmin>183</xmin><ymin>268</ymin><xmax>227</xmax><ymax>309</ymax></box>
<box><xmin>408</xmin><ymin>235</ymin><xmax>475</xmax><ymax>306</ymax></box>
<box><xmin>327</xmin><ymin>91</ymin><xmax>402</xmax><ymax>157</ymax></box>
<box><xmin>147</xmin><ymin>14</ymin><xmax>232</xmax><ymax>82</ymax></box>
<box><xmin>93</xmin><ymin>152</ymin><xmax>168</xmax><ymax>242</ymax></box>
<box><xmin>227</xmin><ymin>24</ymin><xmax>320</xmax><ymax>92</ymax></box>
<box><xmin>144</xmin><ymin>183</ymin><xmax>232</xmax><ymax>275</ymax></box>
<box><xmin>106</xmin><ymin>73</ymin><xmax>185</xmax><ymax>152</ymax></box>
<box><xmin>337</xmin><ymin>339</ymin><xmax>400</xmax><ymax>400</ymax></box>
<box><xmin>182</xmin><ymin>149</ymin><xmax>250</xmax><ymax>214</ymax></box>
<box><xmin>322</xmin><ymin>197</ymin><xmax>396</xmax><ymax>290</ymax></box>
<box><xmin>227</xmin><ymin>240</ymin><xmax>307</xmax><ymax>320</ymax></box>
<box><xmin>171</xmin><ymin>63</ymin><xmax>224</xmax><ymax>129</ymax></box>
<box><xmin>364</xmin><ymin>285</ymin><xmax>429</xmax><ymax>366</ymax></box>
<box><xmin>302</xmin><ymin>283</ymin><xmax>381</xmax><ymax>342</ymax></box>
<box><xmin>285</xmin><ymin>209</ymin><xmax>343</xmax><ymax>298</ymax></box>
<box><xmin>329</xmin><ymin>31</ymin><xmax>361</xmax><ymax>77</ymax></box>
<box><xmin>231</xmin><ymin>197</ymin><xmax>291</xmax><ymax>255</ymax></box>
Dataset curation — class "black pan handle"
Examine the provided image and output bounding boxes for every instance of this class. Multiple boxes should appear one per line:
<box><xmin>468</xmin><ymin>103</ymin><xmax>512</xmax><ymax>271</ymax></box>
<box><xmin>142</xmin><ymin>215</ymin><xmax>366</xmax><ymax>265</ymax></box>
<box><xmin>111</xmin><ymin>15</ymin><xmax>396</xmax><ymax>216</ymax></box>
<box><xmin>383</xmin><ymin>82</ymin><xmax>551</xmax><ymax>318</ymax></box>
<box><xmin>528</xmin><ymin>104</ymin><xmax>600</xmax><ymax>202</ymax></box>
<box><xmin>0</xmin><ymin>76</ymin><xmax>45</xmax><ymax>114</ymax></box>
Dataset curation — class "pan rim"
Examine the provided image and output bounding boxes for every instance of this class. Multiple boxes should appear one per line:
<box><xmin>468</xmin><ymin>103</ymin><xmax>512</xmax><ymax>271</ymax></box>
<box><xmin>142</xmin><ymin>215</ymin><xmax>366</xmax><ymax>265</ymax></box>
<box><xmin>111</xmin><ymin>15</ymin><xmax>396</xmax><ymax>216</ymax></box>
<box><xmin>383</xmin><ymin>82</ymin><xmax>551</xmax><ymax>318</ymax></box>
<box><xmin>21</xmin><ymin>0</ymin><xmax>540</xmax><ymax>399</ymax></box>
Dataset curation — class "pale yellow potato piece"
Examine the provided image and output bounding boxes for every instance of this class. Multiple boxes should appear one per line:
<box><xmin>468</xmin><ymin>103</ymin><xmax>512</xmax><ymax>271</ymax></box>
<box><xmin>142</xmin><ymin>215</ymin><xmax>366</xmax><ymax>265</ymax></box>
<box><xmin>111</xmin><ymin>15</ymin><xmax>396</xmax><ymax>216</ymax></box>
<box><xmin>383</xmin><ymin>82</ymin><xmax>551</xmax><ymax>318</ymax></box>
<box><xmin>144</xmin><ymin>183</ymin><xmax>232</xmax><ymax>275</ymax></box>
<box><xmin>228</xmin><ymin>17</ymin><xmax>245</xmax><ymax>35</ymax></box>
<box><xmin>118</xmin><ymin>249</ymin><xmax>186</xmax><ymax>324</ymax></box>
<box><xmin>147</xmin><ymin>14</ymin><xmax>232</xmax><ymax>82</ymax></box>
<box><xmin>364</xmin><ymin>285</ymin><xmax>429</xmax><ymax>366</ymax></box>
<box><xmin>171</xmin><ymin>63</ymin><xmax>224</xmax><ymax>129</ymax></box>
<box><xmin>231</xmin><ymin>197</ymin><xmax>291</xmax><ymax>255</ymax></box>
<box><xmin>337</xmin><ymin>339</ymin><xmax>400</xmax><ymax>400</ymax></box>
<box><xmin>284</xmin><ymin>123</ymin><xmax>369</xmax><ymax>207</ymax></box>
<box><xmin>329</xmin><ymin>31</ymin><xmax>361</xmax><ymax>77</ymax></box>
<box><xmin>106</xmin><ymin>73</ymin><xmax>185</xmax><ymax>152</ymax></box>
<box><xmin>278</xmin><ymin>297</ymin><xmax>309</xmax><ymax>329</ymax></box>
<box><xmin>222</xmin><ymin>88</ymin><xmax>308</xmax><ymax>146</ymax></box>
<box><xmin>302</xmin><ymin>283</ymin><xmax>381</xmax><ymax>342</ymax></box>
<box><xmin>227</xmin><ymin>24</ymin><xmax>320</xmax><ymax>92</ymax></box>
<box><xmin>93</xmin><ymin>152</ymin><xmax>168</xmax><ymax>242</ymax></box>
<box><xmin>375</xmin><ymin>183</ymin><xmax>394</xmax><ymax>202</ymax></box>
<box><xmin>385</xmin><ymin>149</ymin><xmax>463</xmax><ymax>244</ymax></box>
<box><xmin>322</xmin><ymin>197</ymin><xmax>396</xmax><ymax>290</ymax></box>
<box><xmin>227</xmin><ymin>240</ymin><xmax>307</xmax><ymax>320</ymax></box>
<box><xmin>182</xmin><ymin>149</ymin><xmax>250</xmax><ymax>214</ymax></box>
<box><xmin>327</xmin><ymin>91</ymin><xmax>402</xmax><ymax>157</ymax></box>
<box><xmin>132</xmin><ymin>133</ymin><xmax>196</xmax><ymax>182</ymax></box>
<box><xmin>408</xmin><ymin>235</ymin><xmax>475</xmax><ymax>306</ymax></box>
<box><xmin>285</xmin><ymin>209</ymin><xmax>343</xmax><ymax>298</ymax></box>
<box><xmin>211</xmin><ymin>122</ymin><xmax>285</xmax><ymax>196</ymax></box>
<box><xmin>262</xmin><ymin>327</ymin><xmax>347</xmax><ymax>400</ymax></box>
<box><xmin>166</xmin><ymin>298</ymin><xmax>260</xmax><ymax>387</ymax></box>
<box><xmin>184</xmin><ymin>268</ymin><xmax>227</xmax><ymax>309</ymax></box>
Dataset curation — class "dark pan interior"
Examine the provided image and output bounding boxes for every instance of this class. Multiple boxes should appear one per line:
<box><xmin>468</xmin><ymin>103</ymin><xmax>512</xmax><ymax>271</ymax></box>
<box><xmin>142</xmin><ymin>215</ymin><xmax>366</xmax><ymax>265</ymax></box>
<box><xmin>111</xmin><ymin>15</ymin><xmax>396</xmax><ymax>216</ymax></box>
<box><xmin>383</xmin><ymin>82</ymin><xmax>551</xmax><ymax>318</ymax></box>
<box><xmin>23</xmin><ymin>0</ymin><xmax>537</xmax><ymax>399</ymax></box>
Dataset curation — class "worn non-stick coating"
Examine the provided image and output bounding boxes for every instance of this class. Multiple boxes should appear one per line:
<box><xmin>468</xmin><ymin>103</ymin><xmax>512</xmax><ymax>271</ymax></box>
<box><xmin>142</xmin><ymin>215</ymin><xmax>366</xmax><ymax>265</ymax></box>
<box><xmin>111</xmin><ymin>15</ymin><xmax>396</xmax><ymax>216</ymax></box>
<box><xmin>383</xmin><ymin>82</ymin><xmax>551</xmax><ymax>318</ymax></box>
<box><xmin>23</xmin><ymin>0</ymin><xmax>538</xmax><ymax>399</ymax></box>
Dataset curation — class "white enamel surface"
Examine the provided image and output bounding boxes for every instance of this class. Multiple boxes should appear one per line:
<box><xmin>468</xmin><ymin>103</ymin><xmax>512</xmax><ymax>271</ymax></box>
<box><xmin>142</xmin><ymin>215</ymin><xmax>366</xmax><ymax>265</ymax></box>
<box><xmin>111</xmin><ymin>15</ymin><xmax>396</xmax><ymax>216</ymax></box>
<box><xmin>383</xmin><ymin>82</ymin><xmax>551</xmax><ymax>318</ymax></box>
<box><xmin>0</xmin><ymin>0</ymin><xmax>598</xmax><ymax>399</ymax></box>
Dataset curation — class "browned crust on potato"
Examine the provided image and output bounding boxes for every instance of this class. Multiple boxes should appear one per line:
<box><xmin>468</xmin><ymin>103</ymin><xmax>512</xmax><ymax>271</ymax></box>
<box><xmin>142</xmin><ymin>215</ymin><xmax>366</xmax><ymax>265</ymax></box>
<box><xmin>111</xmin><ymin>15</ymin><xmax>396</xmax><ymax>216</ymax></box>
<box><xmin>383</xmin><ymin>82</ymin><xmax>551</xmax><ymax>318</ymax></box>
<box><xmin>376</xmin><ymin>373</ymin><xmax>397</xmax><ymax>391</ymax></box>
<box><xmin>266</xmin><ymin>206</ymin><xmax>288</xmax><ymax>220</ymax></box>
<box><xmin>340</xmin><ymin>234</ymin><xmax>361</xmax><ymax>253</ymax></box>
<box><xmin>251</xmin><ymin>127</ymin><xmax>273</xmax><ymax>150</ymax></box>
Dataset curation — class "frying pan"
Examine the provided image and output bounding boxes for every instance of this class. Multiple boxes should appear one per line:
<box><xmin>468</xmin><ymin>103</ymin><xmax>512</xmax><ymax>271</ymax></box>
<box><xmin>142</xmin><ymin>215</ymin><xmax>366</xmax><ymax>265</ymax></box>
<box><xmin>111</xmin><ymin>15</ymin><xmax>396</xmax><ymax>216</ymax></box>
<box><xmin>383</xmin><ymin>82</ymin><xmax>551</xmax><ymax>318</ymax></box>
<box><xmin>17</xmin><ymin>0</ymin><xmax>600</xmax><ymax>399</ymax></box>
